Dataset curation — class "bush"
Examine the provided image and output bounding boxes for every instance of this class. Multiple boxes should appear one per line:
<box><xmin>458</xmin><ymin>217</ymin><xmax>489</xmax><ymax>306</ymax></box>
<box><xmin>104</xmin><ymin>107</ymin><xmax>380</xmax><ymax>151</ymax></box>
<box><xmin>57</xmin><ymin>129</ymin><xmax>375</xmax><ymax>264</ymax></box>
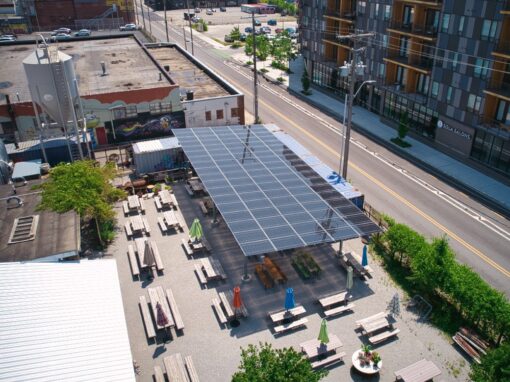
<box><xmin>231</xmin><ymin>41</ymin><xmax>242</xmax><ymax>49</ymax></box>
<box><xmin>271</xmin><ymin>60</ymin><xmax>287</xmax><ymax>71</ymax></box>
<box><xmin>276</xmin><ymin>76</ymin><xmax>285</xmax><ymax>83</ymax></box>
<box><xmin>470</xmin><ymin>343</ymin><xmax>510</xmax><ymax>382</ymax></box>
<box><xmin>246</xmin><ymin>60</ymin><xmax>253</xmax><ymax>66</ymax></box>
<box><xmin>260</xmin><ymin>68</ymin><xmax>269</xmax><ymax>73</ymax></box>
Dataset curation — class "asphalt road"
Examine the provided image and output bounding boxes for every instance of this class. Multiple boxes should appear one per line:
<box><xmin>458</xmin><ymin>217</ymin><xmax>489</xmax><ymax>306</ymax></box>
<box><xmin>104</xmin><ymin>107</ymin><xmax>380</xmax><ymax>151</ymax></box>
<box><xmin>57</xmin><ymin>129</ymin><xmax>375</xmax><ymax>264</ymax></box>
<box><xmin>137</xmin><ymin>5</ymin><xmax>510</xmax><ymax>297</ymax></box>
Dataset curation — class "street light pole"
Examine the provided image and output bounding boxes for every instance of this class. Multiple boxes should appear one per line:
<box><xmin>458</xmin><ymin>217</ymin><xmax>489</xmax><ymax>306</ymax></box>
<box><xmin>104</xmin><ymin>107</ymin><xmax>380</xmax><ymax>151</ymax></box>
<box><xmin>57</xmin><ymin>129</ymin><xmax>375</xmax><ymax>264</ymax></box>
<box><xmin>251</xmin><ymin>12</ymin><xmax>259</xmax><ymax>124</ymax></box>
<box><xmin>185</xmin><ymin>0</ymin><xmax>195</xmax><ymax>55</ymax></box>
<box><xmin>164</xmin><ymin>0</ymin><xmax>169</xmax><ymax>43</ymax></box>
<box><xmin>341</xmin><ymin>49</ymin><xmax>358</xmax><ymax>180</ymax></box>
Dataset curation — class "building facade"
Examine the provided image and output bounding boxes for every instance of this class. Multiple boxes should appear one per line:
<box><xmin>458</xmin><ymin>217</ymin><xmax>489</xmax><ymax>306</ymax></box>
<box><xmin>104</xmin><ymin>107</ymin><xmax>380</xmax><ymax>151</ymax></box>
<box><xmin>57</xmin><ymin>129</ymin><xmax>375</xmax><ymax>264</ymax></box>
<box><xmin>299</xmin><ymin>0</ymin><xmax>510</xmax><ymax>177</ymax></box>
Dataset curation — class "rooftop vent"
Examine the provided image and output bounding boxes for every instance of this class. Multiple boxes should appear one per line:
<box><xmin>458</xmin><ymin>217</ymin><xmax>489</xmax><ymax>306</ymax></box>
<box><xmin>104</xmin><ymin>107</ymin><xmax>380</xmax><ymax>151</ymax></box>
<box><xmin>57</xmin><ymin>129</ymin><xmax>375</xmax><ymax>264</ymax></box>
<box><xmin>8</xmin><ymin>215</ymin><xmax>39</xmax><ymax>244</ymax></box>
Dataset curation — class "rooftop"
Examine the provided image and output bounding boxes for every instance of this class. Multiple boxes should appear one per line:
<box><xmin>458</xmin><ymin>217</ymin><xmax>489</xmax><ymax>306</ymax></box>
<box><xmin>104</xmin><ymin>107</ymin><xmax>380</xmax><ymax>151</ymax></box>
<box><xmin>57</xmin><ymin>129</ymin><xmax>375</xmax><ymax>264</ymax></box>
<box><xmin>147</xmin><ymin>45</ymin><xmax>231</xmax><ymax>100</ymax></box>
<box><xmin>0</xmin><ymin>260</ymin><xmax>135</xmax><ymax>382</ymax></box>
<box><xmin>0</xmin><ymin>36</ymin><xmax>172</xmax><ymax>105</ymax></box>
<box><xmin>0</xmin><ymin>179</ymin><xmax>80</xmax><ymax>262</ymax></box>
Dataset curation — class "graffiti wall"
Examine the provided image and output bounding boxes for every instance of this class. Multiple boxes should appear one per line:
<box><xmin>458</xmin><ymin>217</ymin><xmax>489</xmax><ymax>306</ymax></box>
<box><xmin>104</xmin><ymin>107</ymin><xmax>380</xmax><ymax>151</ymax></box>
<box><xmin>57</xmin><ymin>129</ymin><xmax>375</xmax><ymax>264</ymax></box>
<box><xmin>109</xmin><ymin>111</ymin><xmax>185</xmax><ymax>142</ymax></box>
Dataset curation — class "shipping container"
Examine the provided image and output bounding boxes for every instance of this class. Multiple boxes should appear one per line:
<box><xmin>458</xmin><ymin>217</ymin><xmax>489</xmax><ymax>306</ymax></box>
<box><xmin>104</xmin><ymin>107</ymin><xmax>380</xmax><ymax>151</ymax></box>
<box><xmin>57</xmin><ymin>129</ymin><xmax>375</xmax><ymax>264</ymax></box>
<box><xmin>132</xmin><ymin>137</ymin><xmax>185</xmax><ymax>175</ymax></box>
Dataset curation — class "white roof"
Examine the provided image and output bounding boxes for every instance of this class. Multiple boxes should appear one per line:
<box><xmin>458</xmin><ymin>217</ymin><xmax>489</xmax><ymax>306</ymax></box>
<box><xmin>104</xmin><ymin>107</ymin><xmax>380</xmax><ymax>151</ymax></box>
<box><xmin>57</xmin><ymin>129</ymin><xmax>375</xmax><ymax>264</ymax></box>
<box><xmin>133</xmin><ymin>137</ymin><xmax>180</xmax><ymax>154</ymax></box>
<box><xmin>0</xmin><ymin>260</ymin><xmax>135</xmax><ymax>382</ymax></box>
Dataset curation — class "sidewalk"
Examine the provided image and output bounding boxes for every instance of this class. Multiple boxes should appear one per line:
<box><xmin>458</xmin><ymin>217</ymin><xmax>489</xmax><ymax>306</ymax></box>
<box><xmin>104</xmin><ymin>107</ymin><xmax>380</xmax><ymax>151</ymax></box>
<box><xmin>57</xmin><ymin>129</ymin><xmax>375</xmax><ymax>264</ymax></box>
<box><xmin>287</xmin><ymin>56</ymin><xmax>510</xmax><ymax>217</ymax></box>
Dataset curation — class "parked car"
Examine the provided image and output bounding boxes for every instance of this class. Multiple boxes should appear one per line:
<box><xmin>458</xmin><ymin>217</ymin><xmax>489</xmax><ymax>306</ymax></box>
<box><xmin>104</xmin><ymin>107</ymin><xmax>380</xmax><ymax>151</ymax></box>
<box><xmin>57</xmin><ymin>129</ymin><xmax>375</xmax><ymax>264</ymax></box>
<box><xmin>275</xmin><ymin>28</ymin><xmax>284</xmax><ymax>34</ymax></box>
<box><xmin>51</xmin><ymin>27</ymin><xmax>72</xmax><ymax>36</ymax></box>
<box><xmin>0</xmin><ymin>35</ymin><xmax>16</xmax><ymax>42</ymax></box>
<box><xmin>254</xmin><ymin>19</ymin><xmax>262</xmax><ymax>26</ymax></box>
<box><xmin>119</xmin><ymin>23</ymin><xmax>137</xmax><ymax>31</ymax></box>
<box><xmin>285</xmin><ymin>27</ymin><xmax>296</xmax><ymax>34</ymax></box>
<box><xmin>191</xmin><ymin>16</ymin><xmax>202</xmax><ymax>23</ymax></box>
<box><xmin>206</xmin><ymin>9</ymin><xmax>213</xmax><ymax>15</ymax></box>
<box><xmin>267</xmin><ymin>19</ymin><xmax>277</xmax><ymax>26</ymax></box>
<box><xmin>219</xmin><ymin>6</ymin><xmax>226</xmax><ymax>11</ymax></box>
<box><xmin>51</xmin><ymin>33</ymin><xmax>72</xmax><ymax>41</ymax></box>
<box><xmin>74</xmin><ymin>29</ymin><xmax>91</xmax><ymax>37</ymax></box>
<box><xmin>260</xmin><ymin>26</ymin><xmax>271</xmax><ymax>34</ymax></box>
<box><xmin>194</xmin><ymin>7</ymin><xmax>201</xmax><ymax>12</ymax></box>
<box><xmin>239</xmin><ymin>33</ymin><xmax>247</xmax><ymax>41</ymax></box>
<box><xmin>289</xmin><ymin>32</ymin><xmax>298</xmax><ymax>39</ymax></box>
<box><xmin>244</xmin><ymin>26</ymin><xmax>253</xmax><ymax>33</ymax></box>
<box><xmin>266</xmin><ymin>34</ymin><xmax>276</xmax><ymax>40</ymax></box>
<box><xmin>224</xmin><ymin>34</ymin><xmax>234</xmax><ymax>42</ymax></box>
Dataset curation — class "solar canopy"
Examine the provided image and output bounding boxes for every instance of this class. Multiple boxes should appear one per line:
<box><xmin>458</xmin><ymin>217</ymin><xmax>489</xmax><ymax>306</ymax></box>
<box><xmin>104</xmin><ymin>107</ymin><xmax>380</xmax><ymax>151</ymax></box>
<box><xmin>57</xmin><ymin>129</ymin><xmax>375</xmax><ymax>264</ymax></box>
<box><xmin>173</xmin><ymin>125</ymin><xmax>381</xmax><ymax>256</ymax></box>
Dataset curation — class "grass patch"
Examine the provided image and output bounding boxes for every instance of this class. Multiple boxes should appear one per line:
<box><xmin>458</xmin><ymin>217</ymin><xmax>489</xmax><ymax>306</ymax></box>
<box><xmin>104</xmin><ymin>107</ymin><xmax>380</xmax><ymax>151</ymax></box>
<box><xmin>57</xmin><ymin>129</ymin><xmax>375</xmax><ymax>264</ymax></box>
<box><xmin>276</xmin><ymin>76</ymin><xmax>286</xmax><ymax>83</ymax></box>
<box><xmin>260</xmin><ymin>68</ymin><xmax>269</xmax><ymax>73</ymax></box>
<box><xmin>231</xmin><ymin>41</ymin><xmax>243</xmax><ymax>49</ymax></box>
<box><xmin>390</xmin><ymin>137</ymin><xmax>412</xmax><ymax>148</ymax></box>
<box><xmin>246</xmin><ymin>60</ymin><xmax>253</xmax><ymax>66</ymax></box>
<box><xmin>211</xmin><ymin>37</ymin><xmax>229</xmax><ymax>46</ymax></box>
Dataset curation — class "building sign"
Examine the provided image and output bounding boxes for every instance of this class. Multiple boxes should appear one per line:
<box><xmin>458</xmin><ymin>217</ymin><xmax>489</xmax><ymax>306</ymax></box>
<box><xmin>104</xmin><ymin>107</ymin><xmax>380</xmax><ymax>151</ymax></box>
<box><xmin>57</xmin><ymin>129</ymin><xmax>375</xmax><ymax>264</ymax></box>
<box><xmin>435</xmin><ymin>117</ymin><xmax>474</xmax><ymax>156</ymax></box>
<box><xmin>437</xmin><ymin>119</ymin><xmax>472</xmax><ymax>140</ymax></box>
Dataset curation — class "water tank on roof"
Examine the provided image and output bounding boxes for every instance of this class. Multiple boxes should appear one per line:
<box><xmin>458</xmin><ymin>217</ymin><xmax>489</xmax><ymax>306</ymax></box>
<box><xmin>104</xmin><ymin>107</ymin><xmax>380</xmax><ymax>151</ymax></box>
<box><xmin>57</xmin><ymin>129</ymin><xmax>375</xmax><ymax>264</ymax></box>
<box><xmin>23</xmin><ymin>46</ymin><xmax>78</xmax><ymax>128</ymax></box>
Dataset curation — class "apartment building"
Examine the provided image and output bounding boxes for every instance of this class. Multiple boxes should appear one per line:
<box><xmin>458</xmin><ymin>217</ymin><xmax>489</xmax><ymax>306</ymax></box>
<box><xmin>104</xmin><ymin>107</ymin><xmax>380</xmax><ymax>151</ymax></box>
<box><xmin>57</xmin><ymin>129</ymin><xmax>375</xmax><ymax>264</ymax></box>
<box><xmin>299</xmin><ymin>0</ymin><xmax>510</xmax><ymax>177</ymax></box>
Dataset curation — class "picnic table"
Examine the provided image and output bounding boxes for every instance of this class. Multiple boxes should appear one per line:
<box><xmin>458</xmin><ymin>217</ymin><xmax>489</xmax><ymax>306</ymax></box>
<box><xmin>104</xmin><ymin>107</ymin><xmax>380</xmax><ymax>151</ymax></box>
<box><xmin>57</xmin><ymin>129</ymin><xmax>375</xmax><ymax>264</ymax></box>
<box><xmin>300</xmin><ymin>334</ymin><xmax>343</xmax><ymax>359</ymax></box>
<box><xmin>362</xmin><ymin>317</ymin><xmax>391</xmax><ymax>335</ymax></box>
<box><xmin>148</xmin><ymin>286</ymin><xmax>175</xmax><ymax>330</ymax></box>
<box><xmin>128</xmin><ymin>195</ymin><xmax>141</xmax><ymax>210</ymax></box>
<box><xmin>319</xmin><ymin>291</ymin><xmax>348</xmax><ymax>308</ymax></box>
<box><xmin>200</xmin><ymin>257</ymin><xmax>226</xmax><ymax>281</ymax></box>
<box><xmin>164</xmin><ymin>210</ymin><xmax>181</xmax><ymax>229</ymax></box>
<box><xmin>263</xmin><ymin>257</ymin><xmax>286</xmax><ymax>283</ymax></box>
<box><xmin>188</xmin><ymin>178</ymin><xmax>204</xmax><ymax>193</ymax></box>
<box><xmin>130</xmin><ymin>215</ymin><xmax>145</xmax><ymax>232</ymax></box>
<box><xmin>163</xmin><ymin>353</ymin><xmax>188</xmax><ymax>382</ymax></box>
<box><xmin>134</xmin><ymin>238</ymin><xmax>164</xmax><ymax>270</ymax></box>
<box><xmin>394</xmin><ymin>359</ymin><xmax>441</xmax><ymax>382</ymax></box>
<box><xmin>160</xmin><ymin>189</ymin><xmax>178</xmax><ymax>208</ymax></box>
<box><xmin>342</xmin><ymin>251</ymin><xmax>372</xmax><ymax>278</ymax></box>
<box><xmin>269</xmin><ymin>305</ymin><xmax>306</xmax><ymax>324</ymax></box>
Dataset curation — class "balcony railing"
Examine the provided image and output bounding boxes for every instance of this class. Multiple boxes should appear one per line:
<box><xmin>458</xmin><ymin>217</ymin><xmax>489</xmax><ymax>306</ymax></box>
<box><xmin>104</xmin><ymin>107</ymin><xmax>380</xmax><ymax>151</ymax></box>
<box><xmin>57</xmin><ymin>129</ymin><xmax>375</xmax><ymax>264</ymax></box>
<box><xmin>385</xmin><ymin>54</ymin><xmax>433</xmax><ymax>71</ymax></box>
<box><xmin>477</xmin><ymin>114</ymin><xmax>510</xmax><ymax>134</ymax></box>
<box><xmin>494</xmin><ymin>41</ymin><xmax>510</xmax><ymax>55</ymax></box>
<box><xmin>323</xmin><ymin>33</ymin><xmax>354</xmax><ymax>47</ymax></box>
<box><xmin>388</xmin><ymin>21</ymin><xmax>438</xmax><ymax>37</ymax></box>
<box><xmin>324</xmin><ymin>9</ymin><xmax>356</xmax><ymax>20</ymax></box>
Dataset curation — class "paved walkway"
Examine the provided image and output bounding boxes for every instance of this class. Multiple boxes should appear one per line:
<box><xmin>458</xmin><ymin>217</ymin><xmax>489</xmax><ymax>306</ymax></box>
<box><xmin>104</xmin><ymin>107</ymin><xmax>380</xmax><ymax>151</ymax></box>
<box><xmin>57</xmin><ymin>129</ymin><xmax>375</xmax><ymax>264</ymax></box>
<box><xmin>287</xmin><ymin>56</ymin><xmax>510</xmax><ymax>216</ymax></box>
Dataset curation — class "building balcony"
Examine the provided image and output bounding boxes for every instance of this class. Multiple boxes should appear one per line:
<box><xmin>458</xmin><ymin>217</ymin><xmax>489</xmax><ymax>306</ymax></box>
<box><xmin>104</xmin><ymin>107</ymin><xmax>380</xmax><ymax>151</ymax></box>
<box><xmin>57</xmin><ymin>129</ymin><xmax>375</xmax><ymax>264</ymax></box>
<box><xmin>383</xmin><ymin>83</ymin><xmax>429</xmax><ymax>104</ymax></box>
<box><xmin>322</xmin><ymin>33</ymin><xmax>354</xmax><ymax>48</ymax></box>
<box><xmin>398</xmin><ymin>0</ymin><xmax>442</xmax><ymax>7</ymax></box>
<box><xmin>492</xmin><ymin>41</ymin><xmax>510</xmax><ymax>59</ymax></box>
<box><xmin>387</xmin><ymin>21</ymin><xmax>438</xmax><ymax>41</ymax></box>
<box><xmin>484</xmin><ymin>84</ymin><xmax>510</xmax><ymax>103</ymax></box>
<box><xmin>323</xmin><ymin>9</ymin><xmax>356</xmax><ymax>22</ymax></box>
<box><xmin>477</xmin><ymin>114</ymin><xmax>510</xmax><ymax>134</ymax></box>
<box><xmin>384</xmin><ymin>55</ymin><xmax>433</xmax><ymax>74</ymax></box>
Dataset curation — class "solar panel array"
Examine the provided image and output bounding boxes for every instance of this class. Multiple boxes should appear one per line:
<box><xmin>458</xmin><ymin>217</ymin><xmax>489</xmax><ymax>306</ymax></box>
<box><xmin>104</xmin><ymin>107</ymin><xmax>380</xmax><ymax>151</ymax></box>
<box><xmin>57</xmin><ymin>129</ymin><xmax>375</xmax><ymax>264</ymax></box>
<box><xmin>173</xmin><ymin>125</ymin><xmax>381</xmax><ymax>256</ymax></box>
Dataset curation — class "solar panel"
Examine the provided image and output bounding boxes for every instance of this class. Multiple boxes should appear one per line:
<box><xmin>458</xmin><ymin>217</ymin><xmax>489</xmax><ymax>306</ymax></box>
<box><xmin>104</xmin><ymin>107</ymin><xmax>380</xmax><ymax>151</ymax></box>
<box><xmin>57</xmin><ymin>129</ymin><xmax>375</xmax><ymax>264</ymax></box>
<box><xmin>173</xmin><ymin>125</ymin><xmax>381</xmax><ymax>256</ymax></box>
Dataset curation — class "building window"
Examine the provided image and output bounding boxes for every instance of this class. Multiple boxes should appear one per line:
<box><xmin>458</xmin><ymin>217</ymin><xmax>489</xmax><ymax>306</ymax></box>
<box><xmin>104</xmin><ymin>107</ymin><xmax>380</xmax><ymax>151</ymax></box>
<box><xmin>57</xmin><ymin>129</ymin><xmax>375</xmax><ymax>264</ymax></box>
<box><xmin>216</xmin><ymin>110</ymin><xmax>224</xmax><ymax>119</ymax></box>
<box><xmin>446</xmin><ymin>86</ymin><xmax>453</xmax><ymax>103</ymax></box>
<box><xmin>441</xmin><ymin>14</ymin><xmax>450</xmax><ymax>33</ymax></box>
<box><xmin>205</xmin><ymin>111</ymin><xmax>211</xmax><ymax>121</ymax></box>
<box><xmin>399</xmin><ymin>36</ymin><xmax>409</xmax><ymax>57</ymax></box>
<box><xmin>481</xmin><ymin>20</ymin><xmax>498</xmax><ymax>41</ymax></box>
<box><xmin>112</xmin><ymin>105</ymin><xmax>137</xmax><ymax>119</ymax></box>
<box><xmin>375</xmin><ymin>3</ymin><xmax>379</xmax><ymax>16</ymax></box>
<box><xmin>402</xmin><ymin>5</ymin><xmax>414</xmax><ymax>28</ymax></box>
<box><xmin>358</xmin><ymin>1</ymin><xmax>366</xmax><ymax>15</ymax></box>
<box><xmin>458</xmin><ymin>16</ymin><xmax>465</xmax><ymax>35</ymax></box>
<box><xmin>467</xmin><ymin>94</ymin><xmax>482</xmax><ymax>113</ymax></box>
<box><xmin>379</xmin><ymin>63</ymin><xmax>386</xmax><ymax>78</ymax></box>
<box><xmin>149</xmin><ymin>102</ymin><xmax>172</xmax><ymax>114</ymax></box>
<box><xmin>384</xmin><ymin>5</ymin><xmax>391</xmax><ymax>21</ymax></box>
<box><xmin>495</xmin><ymin>99</ymin><xmax>510</xmax><ymax>124</ymax></box>
<box><xmin>474</xmin><ymin>58</ymin><xmax>490</xmax><ymax>79</ymax></box>
<box><xmin>231</xmin><ymin>108</ymin><xmax>239</xmax><ymax>118</ymax></box>
<box><xmin>416</xmin><ymin>74</ymin><xmax>430</xmax><ymax>95</ymax></box>
<box><xmin>431</xmin><ymin>81</ymin><xmax>439</xmax><ymax>98</ymax></box>
<box><xmin>452</xmin><ymin>53</ymin><xmax>459</xmax><ymax>71</ymax></box>
<box><xmin>395</xmin><ymin>66</ymin><xmax>407</xmax><ymax>85</ymax></box>
<box><xmin>382</xmin><ymin>34</ymin><xmax>388</xmax><ymax>48</ymax></box>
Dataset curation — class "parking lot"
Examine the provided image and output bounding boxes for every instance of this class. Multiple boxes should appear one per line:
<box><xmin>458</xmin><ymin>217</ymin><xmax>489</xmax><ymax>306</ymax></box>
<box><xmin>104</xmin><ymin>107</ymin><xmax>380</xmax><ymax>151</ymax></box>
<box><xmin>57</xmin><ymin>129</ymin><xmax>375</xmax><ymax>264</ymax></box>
<box><xmin>155</xmin><ymin>6</ymin><xmax>297</xmax><ymax>43</ymax></box>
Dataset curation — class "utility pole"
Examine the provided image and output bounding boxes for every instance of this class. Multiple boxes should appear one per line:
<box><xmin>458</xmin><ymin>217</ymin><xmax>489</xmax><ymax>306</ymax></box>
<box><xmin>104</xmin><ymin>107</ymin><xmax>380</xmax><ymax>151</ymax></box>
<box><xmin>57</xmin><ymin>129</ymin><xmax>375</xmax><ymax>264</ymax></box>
<box><xmin>185</xmin><ymin>0</ymin><xmax>194</xmax><ymax>55</ymax></box>
<box><xmin>183</xmin><ymin>26</ymin><xmax>188</xmax><ymax>50</ymax></box>
<box><xmin>139</xmin><ymin>0</ymin><xmax>146</xmax><ymax>31</ymax></box>
<box><xmin>251</xmin><ymin>12</ymin><xmax>259</xmax><ymax>123</ymax></box>
<box><xmin>338</xmin><ymin>32</ymin><xmax>374</xmax><ymax>179</ymax></box>
<box><xmin>147</xmin><ymin>3</ymin><xmax>153</xmax><ymax>36</ymax></box>
<box><xmin>163</xmin><ymin>0</ymin><xmax>169</xmax><ymax>42</ymax></box>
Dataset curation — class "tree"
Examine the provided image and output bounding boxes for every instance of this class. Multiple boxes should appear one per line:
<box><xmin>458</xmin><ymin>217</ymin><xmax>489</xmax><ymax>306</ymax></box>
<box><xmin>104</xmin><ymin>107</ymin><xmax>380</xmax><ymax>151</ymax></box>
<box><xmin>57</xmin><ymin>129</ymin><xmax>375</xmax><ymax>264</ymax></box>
<box><xmin>470</xmin><ymin>343</ymin><xmax>510</xmax><ymax>382</ymax></box>
<box><xmin>245</xmin><ymin>35</ymin><xmax>271</xmax><ymax>61</ymax></box>
<box><xmin>301</xmin><ymin>68</ymin><xmax>311</xmax><ymax>94</ymax></box>
<box><xmin>232</xmin><ymin>342</ymin><xmax>328</xmax><ymax>382</ymax></box>
<box><xmin>271</xmin><ymin>34</ymin><xmax>297</xmax><ymax>69</ymax></box>
<box><xmin>230</xmin><ymin>26</ymin><xmax>241</xmax><ymax>41</ymax></box>
<box><xmin>37</xmin><ymin>160</ymin><xmax>125</xmax><ymax>244</ymax></box>
<box><xmin>398</xmin><ymin>111</ymin><xmax>409</xmax><ymax>140</ymax></box>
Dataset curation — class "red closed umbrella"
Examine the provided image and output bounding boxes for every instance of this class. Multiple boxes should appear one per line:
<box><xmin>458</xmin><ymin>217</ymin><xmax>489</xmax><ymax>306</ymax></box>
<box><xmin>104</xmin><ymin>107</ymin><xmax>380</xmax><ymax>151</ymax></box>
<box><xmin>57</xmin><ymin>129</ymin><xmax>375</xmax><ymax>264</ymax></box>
<box><xmin>232</xmin><ymin>286</ymin><xmax>242</xmax><ymax>327</ymax></box>
<box><xmin>156</xmin><ymin>302</ymin><xmax>169</xmax><ymax>327</ymax></box>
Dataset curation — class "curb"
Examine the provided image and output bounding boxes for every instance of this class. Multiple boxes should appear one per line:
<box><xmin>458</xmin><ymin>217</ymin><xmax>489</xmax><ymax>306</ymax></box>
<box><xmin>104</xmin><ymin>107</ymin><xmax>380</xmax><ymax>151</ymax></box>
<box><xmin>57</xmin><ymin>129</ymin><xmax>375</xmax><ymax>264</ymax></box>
<box><xmin>288</xmin><ymin>87</ymin><xmax>510</xmax><ymax>219</ymax></box>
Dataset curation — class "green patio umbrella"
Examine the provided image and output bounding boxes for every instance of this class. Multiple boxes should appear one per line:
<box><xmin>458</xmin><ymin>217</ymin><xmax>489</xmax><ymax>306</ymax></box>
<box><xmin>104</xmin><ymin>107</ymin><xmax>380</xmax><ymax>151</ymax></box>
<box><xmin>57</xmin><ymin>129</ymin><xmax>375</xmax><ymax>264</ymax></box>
<box><xmin>189</xmin><ymin>218</ymin><xmax>203</xmax><ymax>243</ymax></box>
<box><xmin>317</xmin><ymin>319</ymin><xmax>330</xmax><ymax>345</ymax></box>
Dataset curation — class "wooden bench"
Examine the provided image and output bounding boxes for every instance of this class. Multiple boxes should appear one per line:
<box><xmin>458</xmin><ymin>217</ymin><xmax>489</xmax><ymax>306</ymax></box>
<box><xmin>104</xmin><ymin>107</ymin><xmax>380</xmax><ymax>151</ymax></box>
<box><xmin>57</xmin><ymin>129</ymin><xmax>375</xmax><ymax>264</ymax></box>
<box><xmin>219</xmin><ymin>292</ymin><xmax>234</xmax><ymax>320</ymax></box>
<box><xmin>319</xmin><ymin>291</ymin><xmax>348</xmax><ymax>308</ymax></box>
<box><xmin>154</xmin><ymin>196</ymin><xmax>163</xmax><ymax>211</ymax></box>
<box><xmin>163</xmin><ymin>353</ymin><xmax>188</xmax><ymax>382</ymax></box>
<box><xmin>166</xmin><ymin>288</ymin><xmax>184</xmax><ymax>331</ymax></box>
<box><xmin>324</xmin><ymin>303</ymin><xmax>355</xmax><ymax>318</ymax></box>
<box><xmin>122</xmin><ymin>201</ymin><xmax>130</xmax><ymax>216</ymax></box>
<box><xmin>311</xmin><ymin>351</ymin><xmax>346</xmax><ymax>369</ymax></box>
<box><xmin>127</xmin><ymin>245</ymin><xmax>139</xmax><ymax>278</ymax></box>
<box><xmin>184</xmin><ymin>355</ymin><xmax>200</xmax><ymax>382</ymax></box>
<box><xmin>368</xmin><ymin>328</ymin><xmax>400</xmax><ymax>345</ymax></box>
<box><xmin>171</xmin><ymin>194</ymin><xmax>179</xmax><ymax>210</ymax></box>
<box><xmin>139</xmin><ymin>296</ymin><xmax>156</xmax><ymax>340</ymax></box>
<box><xmin>274</xmin><ymin>317</ymin><xmax>308</xmax><ymax>333</ymax></box>
<box><xmin>157</xmin><ymin>217</ymin><xmax>168</xmax><ymax>234</ymax></box>
<box><xmin>211</xmin><ymin>258</ymin><xmax>227</xmax><ymax>280</ymax></box>
<box><xmin>153</xmin><ymin>366</ymin><xmax>165</xmax><ymax>382</ymax></box>
<box><xmin>212</xmin><ymin>297</ymin><xmax>227</xmax><ymax>325</ymax></box>
<box><xmin>199</xmin><ymin>200</ymin><xmax>209</xmax><ymax>215</ymax></box>
<box><xmin>181</xmin><ymin>238</ymin><xmax>194</xmax><ymax>257</ymax></box>
<box><xmin>194</xmin><ymin>263</ymin><xmax>208</xmax><ymax>286</ymax></box>
<box><xmin>184</xmin><ymin>184</ymin><xmax>194</xmax><ymax>196</ymax></box>
<box><xmin>151</xmin><ymin>242</ymin><xmax>164</xmax><ymax>272</ymax></box>
<box><xmin>255</xmin><ymin>264</ymin><xmax>274</xmax><ymax>289</ymax></box>
<box><xmin>142</xmin><ymin>217</ymin><xmax>151</xmax><ymax>235</ymax></box>
<box><xmin>356</xmin><ymin>312</ymin><xmax>386</xmax><ymax>327</ymax></box>
<box><xmin>394</xmin><ymin>359</ymin><xmax>442</xmax><ymax>382</ymax></box>
<box><xmin>124</xmin><ymin>222</ymin><xmax>133</xmax><ymax>239</ymax></box>
<box><xmin>139</xmin><ymin>198</ymin><xmax>146</xmax><ymax>214</ymax></box>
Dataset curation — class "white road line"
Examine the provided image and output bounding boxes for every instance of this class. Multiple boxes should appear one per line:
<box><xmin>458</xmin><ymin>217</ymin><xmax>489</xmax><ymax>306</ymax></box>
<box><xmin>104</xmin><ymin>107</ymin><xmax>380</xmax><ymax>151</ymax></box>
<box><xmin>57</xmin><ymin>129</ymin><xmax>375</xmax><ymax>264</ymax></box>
<box><xmin>224</xmin><ymin>60</ymin><xmax>510</xmax><ymax>242</ymax></box>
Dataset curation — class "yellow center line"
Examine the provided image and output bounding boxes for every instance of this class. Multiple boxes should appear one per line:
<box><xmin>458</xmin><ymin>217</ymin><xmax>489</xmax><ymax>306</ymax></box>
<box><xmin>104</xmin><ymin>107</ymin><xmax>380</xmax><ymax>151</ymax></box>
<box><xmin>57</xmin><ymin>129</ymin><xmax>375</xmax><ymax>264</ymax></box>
<box><xmin>253</xmin><ymin>94</ymin><xmax>510</xmax><ymax>278</ymax></box>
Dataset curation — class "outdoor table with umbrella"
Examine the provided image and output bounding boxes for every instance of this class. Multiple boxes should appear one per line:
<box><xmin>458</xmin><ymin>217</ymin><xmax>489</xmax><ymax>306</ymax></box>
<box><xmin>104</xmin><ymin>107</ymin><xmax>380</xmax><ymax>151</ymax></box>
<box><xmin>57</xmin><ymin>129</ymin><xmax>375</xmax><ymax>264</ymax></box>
<box><xmin>300</xmin><ymin>321</ymin><xmax>343</xmax><ymax>359</ymax></box>
<box><xmin>188</xmin><ymin>218</ymin><xmax>204</xmax><ymax>251</ymax></box>
<box><xmin>156</xmin><ymin>302</ymin><xmax>171</xmax><ymax>340</ymax></box>
<box><xmin>231</xmin><ymin>286</ymin><xmax>242</xmax><ymax>327</ymax></box>
<box><xmin>148</xmin><ymin>286</ymin><xmax>174</xmax><ymax>330</ymax></box>
<box><xmin>144</xmin><ymin>239</ymin><xmax>156</xmax><ymax>279</ymax></box>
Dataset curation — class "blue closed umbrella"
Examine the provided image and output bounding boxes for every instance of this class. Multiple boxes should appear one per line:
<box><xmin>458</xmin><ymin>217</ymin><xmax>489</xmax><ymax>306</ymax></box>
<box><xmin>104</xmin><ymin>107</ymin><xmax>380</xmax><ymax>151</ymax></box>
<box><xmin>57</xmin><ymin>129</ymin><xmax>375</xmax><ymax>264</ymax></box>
<box><xmin>361</xmin><ymin>245</ymin><xmax>368</xmax><ymax>267</ymax></box>
<box><xmin>284</xmin><ymin>288</ymin><xmax>295</xmax><ymax>311</ymax></box>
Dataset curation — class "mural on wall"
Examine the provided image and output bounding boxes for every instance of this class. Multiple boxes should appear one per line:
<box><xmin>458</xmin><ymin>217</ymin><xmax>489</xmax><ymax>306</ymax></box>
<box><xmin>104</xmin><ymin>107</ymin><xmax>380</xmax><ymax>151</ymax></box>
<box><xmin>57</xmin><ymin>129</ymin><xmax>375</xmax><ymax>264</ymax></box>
<box><xmin>111</xmin><ymin>111</ymin><xmax>185</xmax><ymax>142</ymax></box>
